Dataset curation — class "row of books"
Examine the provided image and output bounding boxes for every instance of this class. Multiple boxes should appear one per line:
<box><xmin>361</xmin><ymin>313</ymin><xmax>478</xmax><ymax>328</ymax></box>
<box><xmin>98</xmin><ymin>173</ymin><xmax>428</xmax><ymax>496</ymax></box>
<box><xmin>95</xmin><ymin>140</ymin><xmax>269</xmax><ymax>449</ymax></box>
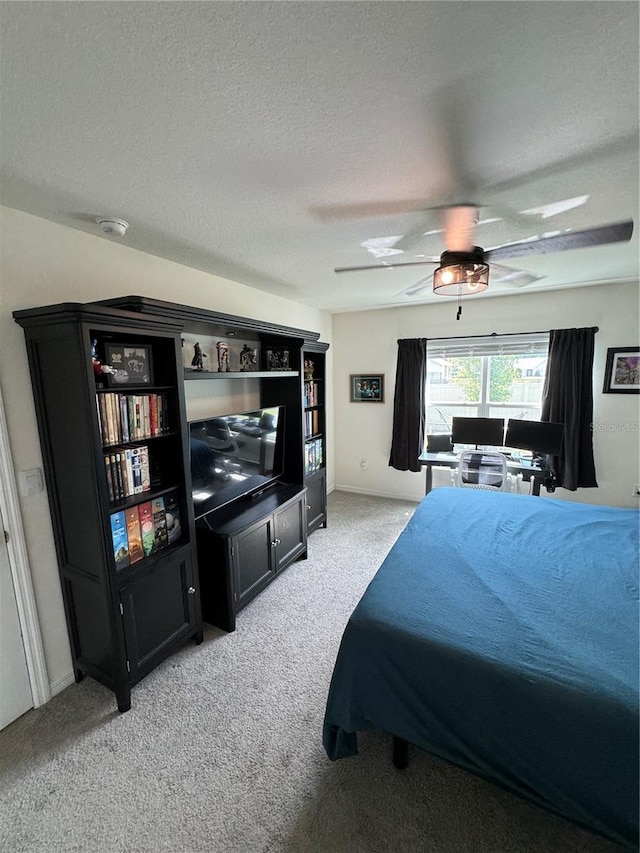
<box><xmin>104</xmin><ymin>445</ymin><xmax>151</xmax><ymax>502</ymax></box>
<box><xmin>96</xmin><ymin>392</ymin><xmax>170</xmax><ymax>447</ymax></box>
<box><xmin>110</xmin><ymin>493</ymin><xmax>181</xmax><ymax>569</ymax></box>
<box><xmin>305</xmin><ymin>437</ymin><xmax>323</xmax><ymax>475</ymax></box>
<box><xmin>304</xmin><ymin>408</ymin><xmax>321</xmax><ymax>438</ymax></box>
<box><xmin>303</xmin><ymin>380</ymin><xmax>320</xmax><ymax>408</ymax></box>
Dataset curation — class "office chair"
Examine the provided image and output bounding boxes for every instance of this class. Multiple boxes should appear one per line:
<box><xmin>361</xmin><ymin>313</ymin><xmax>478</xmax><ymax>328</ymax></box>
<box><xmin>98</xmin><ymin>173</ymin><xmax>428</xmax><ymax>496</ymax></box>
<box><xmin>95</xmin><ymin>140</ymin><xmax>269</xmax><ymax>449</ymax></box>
<box><xmin>453</xmin><ymin>450</ymin><xmax>510</xmax><ymax>492</ymax></box>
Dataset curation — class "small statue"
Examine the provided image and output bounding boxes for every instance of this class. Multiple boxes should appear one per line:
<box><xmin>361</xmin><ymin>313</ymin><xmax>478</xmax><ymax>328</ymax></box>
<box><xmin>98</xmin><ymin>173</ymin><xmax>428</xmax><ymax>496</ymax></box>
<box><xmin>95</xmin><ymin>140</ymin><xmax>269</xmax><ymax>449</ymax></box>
<box><xmin>91</xmin><ymin>338</ymin><xmax>116</xmax><ymax>377</ymax></box>
<box><xmin>239</xmin><ymin>345</ymin><xmax>257</xmax><ymax>372</ymax></box>
<box><xmin>216</xmin><ymin>341</ymin><xmax>230</xmax><ymax>372</ymax></box>
<box><xmin>304</xmin><ymin>359</ymin><xmax>314</xmax><ymax>380</ymax></box>
<box><xmin>191</xmin><ymin>342</ymin><xmax>207</xmax><ymax>371</ymax></box>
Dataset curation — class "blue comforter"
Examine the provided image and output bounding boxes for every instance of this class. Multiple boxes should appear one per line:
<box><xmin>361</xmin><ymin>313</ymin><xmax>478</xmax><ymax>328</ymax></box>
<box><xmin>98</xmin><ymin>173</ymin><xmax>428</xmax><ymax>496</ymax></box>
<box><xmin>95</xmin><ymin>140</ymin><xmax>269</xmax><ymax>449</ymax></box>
<box><xmin>323</xmin><ymin>489</ymin><xmax>639</xmax><ymax>847</ymax></box>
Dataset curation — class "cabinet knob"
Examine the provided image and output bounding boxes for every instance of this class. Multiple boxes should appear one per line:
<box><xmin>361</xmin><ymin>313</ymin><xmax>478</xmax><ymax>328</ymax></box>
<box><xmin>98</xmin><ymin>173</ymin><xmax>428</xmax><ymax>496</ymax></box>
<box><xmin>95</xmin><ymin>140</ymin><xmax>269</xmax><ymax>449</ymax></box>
<box><xmin>272</xmin><ymin>538</ymin><xmax>281</xmax><ymax>546</ymax></box>
<box><xmin>306</xmin><ymin>504</ymin><xmax>312</xmax><ymax>510</ymax></box>
<box><xmin>187</xmin><ymin>586</ymin><xmax>196</xmax><ymax>595</ymax></box>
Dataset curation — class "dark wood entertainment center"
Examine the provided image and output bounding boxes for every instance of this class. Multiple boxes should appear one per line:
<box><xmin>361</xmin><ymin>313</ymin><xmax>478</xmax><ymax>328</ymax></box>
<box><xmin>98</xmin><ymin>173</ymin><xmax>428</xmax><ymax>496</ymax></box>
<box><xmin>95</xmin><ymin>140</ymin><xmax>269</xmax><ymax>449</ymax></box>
<box><xmin>14</xmin><ymin>296</ymin><xmax>329</xmax><ymax>711</ymax></box>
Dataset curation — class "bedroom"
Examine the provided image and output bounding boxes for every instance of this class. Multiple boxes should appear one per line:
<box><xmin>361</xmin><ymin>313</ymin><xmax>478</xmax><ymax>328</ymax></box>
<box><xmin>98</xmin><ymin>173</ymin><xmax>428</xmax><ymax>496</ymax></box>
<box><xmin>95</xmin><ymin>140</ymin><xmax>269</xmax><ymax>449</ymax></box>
<box><xmin>0</xmin><ymin>2</ymin><xmax>638</xmax><ymax>851</ymax></box>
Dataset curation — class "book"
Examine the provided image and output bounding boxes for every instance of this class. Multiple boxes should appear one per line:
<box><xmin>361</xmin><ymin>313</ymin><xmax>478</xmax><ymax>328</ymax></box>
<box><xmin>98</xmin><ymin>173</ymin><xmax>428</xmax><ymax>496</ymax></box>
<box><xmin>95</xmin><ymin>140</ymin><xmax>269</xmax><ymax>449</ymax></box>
<box><xmin>130</xmin><ymin>445</ymin><xmax>143</xmax><ymax>494</ymax></box>
<box><xmin>152</xmin><ymin>496</ymin><xmax>168</xmax><ymax>552</ymax></box>
<box><xmin>138</xmin><ymin>500</ymin><xmax>155</xmax><ymax>557</ymax></box>
<box><xmin>111</xmin><ymin>451</ymin><xmax>123</xmax><ymax>500</ymax></box>
<box><xmin>164</xmin><ymin>492</ymin><xmax>182</xmax><ymax>546</ymax></box>
<box><xmin>104</xmin><ymin>454</ymin><xmax>114</xmax><ymax>502</ymax></box>
<box><xmin>125</xmin><ymin>506</ymin><xmax>144</xmax><ymax>564</ymax></box>
<box><xmin>119</xmin><ymin>395</ymin><xmax>130</xmax><ymax>443</ymax></box>
<box><xmin>110</xmin><ymin>511</ymin><xmax>129</xmax><ymax>568</ymax></box>
<box><xmin>137</xmin><ymin>444</ymin><xmax>151</xmax><ymax>492</ymax></box>
<box><xmin>121</xmin><ymin>447</ymin><xmax>134</xmax><ymax>496</ymax></box>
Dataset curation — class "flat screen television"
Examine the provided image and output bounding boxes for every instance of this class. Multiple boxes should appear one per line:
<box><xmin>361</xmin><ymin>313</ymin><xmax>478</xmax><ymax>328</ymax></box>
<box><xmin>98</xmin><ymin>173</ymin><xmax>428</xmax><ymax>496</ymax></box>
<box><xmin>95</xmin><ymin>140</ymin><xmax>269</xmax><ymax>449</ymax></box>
<box><xmin>189</xmin><ymin>406</ymin><xmax>285</xmax><ymax>516</ymax></box>
<box><xmin>451</xmin><ymin>416</ymin><xmax>505</xmax><ymax>448</ymax></box>
<box><xmin>505</xmin><ymin>419</ymin><xmax>564</xmax><ymax>456</ymax></box>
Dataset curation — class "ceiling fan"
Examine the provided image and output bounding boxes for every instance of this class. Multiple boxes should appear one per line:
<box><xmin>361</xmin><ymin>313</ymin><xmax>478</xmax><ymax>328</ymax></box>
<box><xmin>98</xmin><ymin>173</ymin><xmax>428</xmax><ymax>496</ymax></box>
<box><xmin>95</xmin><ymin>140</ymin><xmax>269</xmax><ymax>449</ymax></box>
<box><xmin>334</xmin><ymin>205</ymin><xmax>634</xmax><ymax>318</ymax></box>
<box><xmin>327</xmin><ymin>79</ymin><xmax>636</xmax><ymax>317</ymax></box>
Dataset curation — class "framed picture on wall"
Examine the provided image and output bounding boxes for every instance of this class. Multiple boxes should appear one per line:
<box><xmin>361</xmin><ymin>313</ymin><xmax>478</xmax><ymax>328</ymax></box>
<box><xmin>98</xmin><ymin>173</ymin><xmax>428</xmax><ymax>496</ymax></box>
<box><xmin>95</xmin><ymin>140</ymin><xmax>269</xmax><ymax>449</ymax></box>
<box><xmin>602</xmin><ymin>347</ymin><xmax>640</xmax><ymax>394</ymax></box>
<box><xmin>350</xmin><ymin>374</ymin><xmax>384</xmax><ymax>403</ymax></box>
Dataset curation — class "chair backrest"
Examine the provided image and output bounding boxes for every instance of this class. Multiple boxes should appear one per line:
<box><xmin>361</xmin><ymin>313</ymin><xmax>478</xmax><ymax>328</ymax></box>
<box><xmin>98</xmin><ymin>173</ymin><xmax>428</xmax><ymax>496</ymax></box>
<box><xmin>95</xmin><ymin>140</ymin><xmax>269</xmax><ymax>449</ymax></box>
<box><xmin>455</xmin><ymin>450</ymin><xmax>509</xmax><ymax>491</ymax></box>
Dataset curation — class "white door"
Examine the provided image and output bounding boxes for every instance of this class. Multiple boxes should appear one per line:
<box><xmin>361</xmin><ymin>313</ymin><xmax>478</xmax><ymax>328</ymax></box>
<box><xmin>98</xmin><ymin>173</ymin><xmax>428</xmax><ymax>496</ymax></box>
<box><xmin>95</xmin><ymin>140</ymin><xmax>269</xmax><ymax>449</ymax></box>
<box><xmin>0</xmin><ymin>504</ymin><xmax>32</xmax><ymax>729</ymax></box>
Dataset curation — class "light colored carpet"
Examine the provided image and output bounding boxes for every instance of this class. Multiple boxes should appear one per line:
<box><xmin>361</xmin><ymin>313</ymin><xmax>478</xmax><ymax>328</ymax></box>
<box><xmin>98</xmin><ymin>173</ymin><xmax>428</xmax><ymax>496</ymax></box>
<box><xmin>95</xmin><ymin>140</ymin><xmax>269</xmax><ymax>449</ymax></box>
<box><xmin>0</xmin><ymin>491</ymin><xmax>622</xmax><ymax>852</ymax></box>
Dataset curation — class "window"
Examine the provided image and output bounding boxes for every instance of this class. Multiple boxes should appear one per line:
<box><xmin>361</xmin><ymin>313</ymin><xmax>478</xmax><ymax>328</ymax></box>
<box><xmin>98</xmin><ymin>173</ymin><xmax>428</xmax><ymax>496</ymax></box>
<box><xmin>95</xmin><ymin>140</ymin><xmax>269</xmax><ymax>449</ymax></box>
<box><xmin>426</xmin><ymin>333</ymin><xmax>550</xmax><ymax>439</ymax></box>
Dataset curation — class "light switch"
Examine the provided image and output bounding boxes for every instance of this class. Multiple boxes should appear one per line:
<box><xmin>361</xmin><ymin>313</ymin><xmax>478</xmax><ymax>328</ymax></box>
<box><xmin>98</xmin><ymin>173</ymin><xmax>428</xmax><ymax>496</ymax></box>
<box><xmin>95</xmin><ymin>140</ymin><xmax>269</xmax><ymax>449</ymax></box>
<box><xmin>19</xmin><ymin>467</ymin><xmax>44</xmax><ymax>497</ymax></box>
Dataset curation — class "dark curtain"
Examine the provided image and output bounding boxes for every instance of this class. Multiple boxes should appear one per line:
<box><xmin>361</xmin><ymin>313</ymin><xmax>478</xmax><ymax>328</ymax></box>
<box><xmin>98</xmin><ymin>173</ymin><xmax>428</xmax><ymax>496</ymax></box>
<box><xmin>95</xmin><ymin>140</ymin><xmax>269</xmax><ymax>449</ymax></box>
<box><xmin>541</xmin><ymin>327</ymin><xmax>598</xmax><ymax>490</ymax></box>
<box><xmin>388</xmin><ymin>338</ymin><xmax>427</xmax><ymax>472</ymax></box>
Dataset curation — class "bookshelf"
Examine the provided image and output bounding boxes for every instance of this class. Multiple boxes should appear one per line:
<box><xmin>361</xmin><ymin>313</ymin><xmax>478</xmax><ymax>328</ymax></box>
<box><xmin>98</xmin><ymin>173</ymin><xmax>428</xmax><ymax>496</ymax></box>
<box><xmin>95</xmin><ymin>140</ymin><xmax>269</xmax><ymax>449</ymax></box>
<box><xmin>302</xmin><ymin>343</ymin><xmax>328</xmax><ymax>532</ymax></box>
<box><xmin>13</xmin><ymin>303</ymin><xmax>202</xmax><ymax>712</ymax></box>
<box><xmin>15</xmin><ymin>296</ymin><xmax>329</xmax><ymax>694</ymax></box>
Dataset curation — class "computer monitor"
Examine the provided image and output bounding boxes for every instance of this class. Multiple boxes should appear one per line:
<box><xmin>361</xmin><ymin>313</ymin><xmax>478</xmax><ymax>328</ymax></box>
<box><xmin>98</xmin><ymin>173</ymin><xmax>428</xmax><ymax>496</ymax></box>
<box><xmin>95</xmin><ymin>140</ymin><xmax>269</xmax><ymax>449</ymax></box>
<box><xmin>505</xmin><ymin>419</ymin><xmax>564</xmax><ymax>455</ymax></box>
<box><xmin>451</xmin><ymin>417</ymin><xmax>505</xmax><ymax>448</ymax></box>
<box><xmin>426</xmin><ymin>433</ymin><xmax>453</xmax><ymax>453</ymax></box>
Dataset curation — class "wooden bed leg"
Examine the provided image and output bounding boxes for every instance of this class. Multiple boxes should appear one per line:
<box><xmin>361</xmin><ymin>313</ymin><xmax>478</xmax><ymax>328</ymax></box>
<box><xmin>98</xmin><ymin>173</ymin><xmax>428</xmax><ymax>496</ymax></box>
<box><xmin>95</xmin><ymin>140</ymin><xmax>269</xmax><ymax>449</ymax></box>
<box><xmin>392</xmin><ymin>735</ymin><xmax>409</xmax><ymax>770</ymax></box>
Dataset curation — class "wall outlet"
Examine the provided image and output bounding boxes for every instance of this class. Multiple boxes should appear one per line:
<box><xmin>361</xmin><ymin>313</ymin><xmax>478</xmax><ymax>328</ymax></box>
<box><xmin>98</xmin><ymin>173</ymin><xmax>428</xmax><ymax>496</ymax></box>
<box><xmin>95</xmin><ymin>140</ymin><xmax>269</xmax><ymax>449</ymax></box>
<box><xmin>360</xmin><ymin>457</ymin><xmax>368</xmax><ymax>470</ymax></box>
<box><xmin>19</xmin><ymin>467</ymin><xmax>44</xmax><ymax>497</ymax></box>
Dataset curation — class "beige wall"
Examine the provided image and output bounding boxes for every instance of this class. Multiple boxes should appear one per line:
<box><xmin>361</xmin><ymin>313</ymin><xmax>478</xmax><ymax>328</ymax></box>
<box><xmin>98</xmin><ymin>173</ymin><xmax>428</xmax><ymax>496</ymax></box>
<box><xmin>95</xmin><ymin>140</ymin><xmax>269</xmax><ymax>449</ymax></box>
<box><xmin>0</xmin><ymin>205</ymin><xmax>333</xmax><ymax>694</ymax></box>
<box><xmin>333</xmin><ymin>281</ymin><xmax>640</xmax><ymax>506</ymax></box>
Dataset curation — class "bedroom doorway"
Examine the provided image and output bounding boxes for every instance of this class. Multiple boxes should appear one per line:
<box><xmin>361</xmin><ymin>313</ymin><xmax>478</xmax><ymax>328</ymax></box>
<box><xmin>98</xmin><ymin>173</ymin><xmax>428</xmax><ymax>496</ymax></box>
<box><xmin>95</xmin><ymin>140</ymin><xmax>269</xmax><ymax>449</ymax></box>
<box><xmin>0</xmin><ymin>502</ymin><xmax>32</xmax><ymax>728</ymax></box>
<box><xmin>0</xmin><ymin>385</ymin><xmax>49</xmax><ymax>730</ymax></box>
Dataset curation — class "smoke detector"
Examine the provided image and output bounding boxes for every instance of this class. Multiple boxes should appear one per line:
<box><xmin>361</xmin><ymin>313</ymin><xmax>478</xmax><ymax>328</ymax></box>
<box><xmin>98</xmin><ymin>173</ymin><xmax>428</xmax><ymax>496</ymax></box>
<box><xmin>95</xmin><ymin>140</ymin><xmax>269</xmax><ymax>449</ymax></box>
<box><xmin>96</xmin><ymin>217</ymin><xmax>129</xmax><ymax>237</ymax></box>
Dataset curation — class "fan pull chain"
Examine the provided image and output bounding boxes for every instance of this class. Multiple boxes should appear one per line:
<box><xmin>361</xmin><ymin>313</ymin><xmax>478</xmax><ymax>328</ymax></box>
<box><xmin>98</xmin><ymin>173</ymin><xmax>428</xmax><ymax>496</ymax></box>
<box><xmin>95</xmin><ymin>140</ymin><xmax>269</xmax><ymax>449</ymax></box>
<box><xmin>457</xmin><ymin>294</ymin><xmax>462</xmax><ymax>321</ymax></box>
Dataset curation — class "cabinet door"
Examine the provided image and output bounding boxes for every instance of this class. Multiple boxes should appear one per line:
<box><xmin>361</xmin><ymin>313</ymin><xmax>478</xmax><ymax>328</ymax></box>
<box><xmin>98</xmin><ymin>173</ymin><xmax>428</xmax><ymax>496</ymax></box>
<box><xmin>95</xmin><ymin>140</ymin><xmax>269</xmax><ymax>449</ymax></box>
<box><xmin>120</xmin><ymin>547</ymin><xmax>197</xmax><ymax>683</ymax></box>
<box><xmin>273</xmin><ymin>496</ymin><xmax>307</xmax><ymax>571</ymax></box>
<box><xmin>232</xmin><ymin>517</ymin><xmax>275</xmax><ymax>609</ymax></box>
<box><xmin>305</xmin><ymin>471</ymin><xmax>326</xmax><ymax>533</ymax></box>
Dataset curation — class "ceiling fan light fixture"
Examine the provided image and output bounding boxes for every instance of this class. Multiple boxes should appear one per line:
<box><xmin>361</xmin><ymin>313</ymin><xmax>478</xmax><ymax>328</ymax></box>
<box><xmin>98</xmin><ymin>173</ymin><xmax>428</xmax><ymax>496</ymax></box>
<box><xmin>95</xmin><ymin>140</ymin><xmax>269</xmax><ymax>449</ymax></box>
<box><xmin>433</xmin><ymin>248</ymin><xmax>489</xmax><ymax>296</ymax></box>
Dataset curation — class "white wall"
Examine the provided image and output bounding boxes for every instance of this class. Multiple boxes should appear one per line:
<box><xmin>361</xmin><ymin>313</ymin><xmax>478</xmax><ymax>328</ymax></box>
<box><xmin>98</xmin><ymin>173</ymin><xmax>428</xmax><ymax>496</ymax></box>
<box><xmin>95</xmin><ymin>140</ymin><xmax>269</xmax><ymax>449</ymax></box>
<box><xmin>0</xmin><ymin>205</ymin><xmax>333</xmax><ymax>695</ymax></box>
<box><xmin>333</xmin><ymin>282</ymin><xmax>640</xmax><ymax>507</ymax></box>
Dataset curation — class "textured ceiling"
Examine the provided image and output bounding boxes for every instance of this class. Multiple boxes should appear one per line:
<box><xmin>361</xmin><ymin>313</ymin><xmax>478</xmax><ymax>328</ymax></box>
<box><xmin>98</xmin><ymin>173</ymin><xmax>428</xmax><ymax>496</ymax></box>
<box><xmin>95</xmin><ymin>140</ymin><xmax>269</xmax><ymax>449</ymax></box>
<box><xmin>1</xmin><ymin>2</ymin><xmax>638</xmax><ymax>313</ymax></box>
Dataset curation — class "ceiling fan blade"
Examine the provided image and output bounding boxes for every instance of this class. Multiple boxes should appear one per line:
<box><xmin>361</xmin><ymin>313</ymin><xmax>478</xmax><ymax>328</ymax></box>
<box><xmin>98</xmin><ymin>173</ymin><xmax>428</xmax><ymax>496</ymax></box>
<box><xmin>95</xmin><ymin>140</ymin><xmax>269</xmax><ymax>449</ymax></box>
<box><xmin>490</xmin><ymin>263</ymin><xmax>544</xmax><ymax>287</ymax></box>
<box><xmin>311</xmin><ymin>199</ymin><xmax>429</xmax><ymax>221</ymax></box>
<box><xmin>485</xmin><ymin>132</ymin><xmax>639</xmax><ymax>196</ymax></box>
<box><xmin>443</xmin><ymin>205</ymin><xmax>479</xmax><ymax>252</ymax></box>
<box><xmin>334</xmin><ymin>258</ymin><xmax>440</xmax><ymax>274</ymax></box>
<box><xmin>485</xmin><ymin>220</ymin><xmax>634</xmax><ymax>262</ymax></box>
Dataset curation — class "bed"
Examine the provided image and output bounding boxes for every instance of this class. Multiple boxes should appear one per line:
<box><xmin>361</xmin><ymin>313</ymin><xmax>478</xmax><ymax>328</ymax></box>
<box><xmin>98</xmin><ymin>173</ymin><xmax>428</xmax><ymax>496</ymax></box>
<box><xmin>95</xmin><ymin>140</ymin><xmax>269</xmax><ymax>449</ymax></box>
<box><xmin>323</xmin><ymin>488</ymin><xmax>639</xmax><ymax>848</ymax></box>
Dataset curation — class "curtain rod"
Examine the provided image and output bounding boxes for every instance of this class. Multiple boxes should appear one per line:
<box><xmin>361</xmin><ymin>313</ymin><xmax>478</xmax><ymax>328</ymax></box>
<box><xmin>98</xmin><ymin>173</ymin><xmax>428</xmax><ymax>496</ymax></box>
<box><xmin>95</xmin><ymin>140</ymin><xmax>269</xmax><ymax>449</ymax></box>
<box><xmin>422</xmin><ymin>327</ymin><xmax>599</xmax><ymax>344</ymax></box>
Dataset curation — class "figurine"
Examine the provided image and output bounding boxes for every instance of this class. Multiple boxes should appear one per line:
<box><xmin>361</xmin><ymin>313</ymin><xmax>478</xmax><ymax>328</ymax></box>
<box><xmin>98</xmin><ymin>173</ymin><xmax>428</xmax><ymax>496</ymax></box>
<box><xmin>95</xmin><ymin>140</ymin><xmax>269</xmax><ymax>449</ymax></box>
<box><xmin>191</xmin><ymin>342</ymin><xmax>207</xmax><ymax>371</ymax></box>
<box><xmin>239</xmin><ymin>345</ymin><xmax>257</xmax><ymax>372</ymax></box>
<box><xmin>216</xmin><ymin>341</ymin><xmax>230</xmax><ymax>372</ymax></box>
<box><xmin>91</xmin><ymin>338</ymin><xmax>116</xmax><ymax>377</ymax></box>
<box><xmin>304</xmin><ymin>359</ymin><xmax>314</xmax><ymax>380</ymax></box>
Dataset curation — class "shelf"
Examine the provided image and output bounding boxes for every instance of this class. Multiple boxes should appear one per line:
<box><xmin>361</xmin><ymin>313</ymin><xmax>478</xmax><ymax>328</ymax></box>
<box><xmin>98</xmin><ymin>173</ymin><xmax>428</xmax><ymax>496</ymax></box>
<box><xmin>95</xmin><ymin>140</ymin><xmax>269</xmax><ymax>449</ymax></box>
<box><xmin>114</xmin><ymin>539</ymin><xmax>192</xmax><ymax>579</ymax></box>
<box><xmin>101</xmin><ymin>430</ymin><xmax>180</xmax><ymax>450</ymax></box>
<box><xmin>96</xmin><ymin>385</ymin><xmax>175</xmax><ymax>394</ymax></box>
<box><xmin>304</xmin><ymin>405</ymin><xmax>322</xmax><ymax>412</ymax></box>
<box><xmin>108</xmin><ymin>483</ymin><xmax>182</xmax><ymax>513</ymax></box>
<box><xmin>305</xmin><ymin>432</ymin><xmax>323</xmax><ymax>442</ymax></box>
<box><xmin>184</xmin><ymin>370</ymin><xmax>299</xmax><ymax>381</ymax></box>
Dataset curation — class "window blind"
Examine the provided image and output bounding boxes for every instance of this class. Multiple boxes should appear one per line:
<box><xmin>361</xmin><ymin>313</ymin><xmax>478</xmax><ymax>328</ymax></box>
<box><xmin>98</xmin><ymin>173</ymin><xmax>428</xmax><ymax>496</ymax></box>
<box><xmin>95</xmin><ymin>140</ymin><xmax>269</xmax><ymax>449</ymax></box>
<box><xmin>426</xmin><ymin>332</ymin><xmax>549</xmax><ymax>359</ymax></box>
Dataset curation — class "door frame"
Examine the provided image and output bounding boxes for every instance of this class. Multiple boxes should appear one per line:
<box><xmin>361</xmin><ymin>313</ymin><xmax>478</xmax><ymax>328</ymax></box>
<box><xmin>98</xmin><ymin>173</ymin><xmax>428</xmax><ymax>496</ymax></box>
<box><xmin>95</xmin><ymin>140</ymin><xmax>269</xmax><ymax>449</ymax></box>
<box><xmin>0</xmin><ymin>384</ymin><xmax>50</xmax><ymax>708</ymax></box>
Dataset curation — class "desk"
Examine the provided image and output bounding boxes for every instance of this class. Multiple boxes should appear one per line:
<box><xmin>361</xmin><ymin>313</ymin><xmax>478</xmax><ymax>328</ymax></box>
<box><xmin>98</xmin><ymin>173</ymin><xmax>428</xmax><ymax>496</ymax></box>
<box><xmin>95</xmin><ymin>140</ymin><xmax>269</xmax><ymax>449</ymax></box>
<box><xmin>418</xmin><ymin>451</ymin><xmax>552</xmax><ymax>497</ymax></box>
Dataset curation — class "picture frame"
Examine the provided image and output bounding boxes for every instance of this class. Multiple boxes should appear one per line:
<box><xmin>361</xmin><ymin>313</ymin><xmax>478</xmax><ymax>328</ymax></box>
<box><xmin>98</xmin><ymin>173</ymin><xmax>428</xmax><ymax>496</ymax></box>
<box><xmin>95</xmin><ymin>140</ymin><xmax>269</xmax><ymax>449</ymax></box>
<box><xmin>350</xmin><ymin>373</ymin><xmax>384</xmax><ymax>403</ymax></box>
<box><xmin>105</xmin><ymin>344</ymin><xmax>153</xmax><ymax>386</ymax></box>
<box><xmin>266</xmin><ymin>348</ymin><xmax>290</xmax><ymax>371</ymax></box>
<box><xmin>602</xmin><ymin>347</ymin><xmax>640</xmax><ymax>394</ymax></box>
